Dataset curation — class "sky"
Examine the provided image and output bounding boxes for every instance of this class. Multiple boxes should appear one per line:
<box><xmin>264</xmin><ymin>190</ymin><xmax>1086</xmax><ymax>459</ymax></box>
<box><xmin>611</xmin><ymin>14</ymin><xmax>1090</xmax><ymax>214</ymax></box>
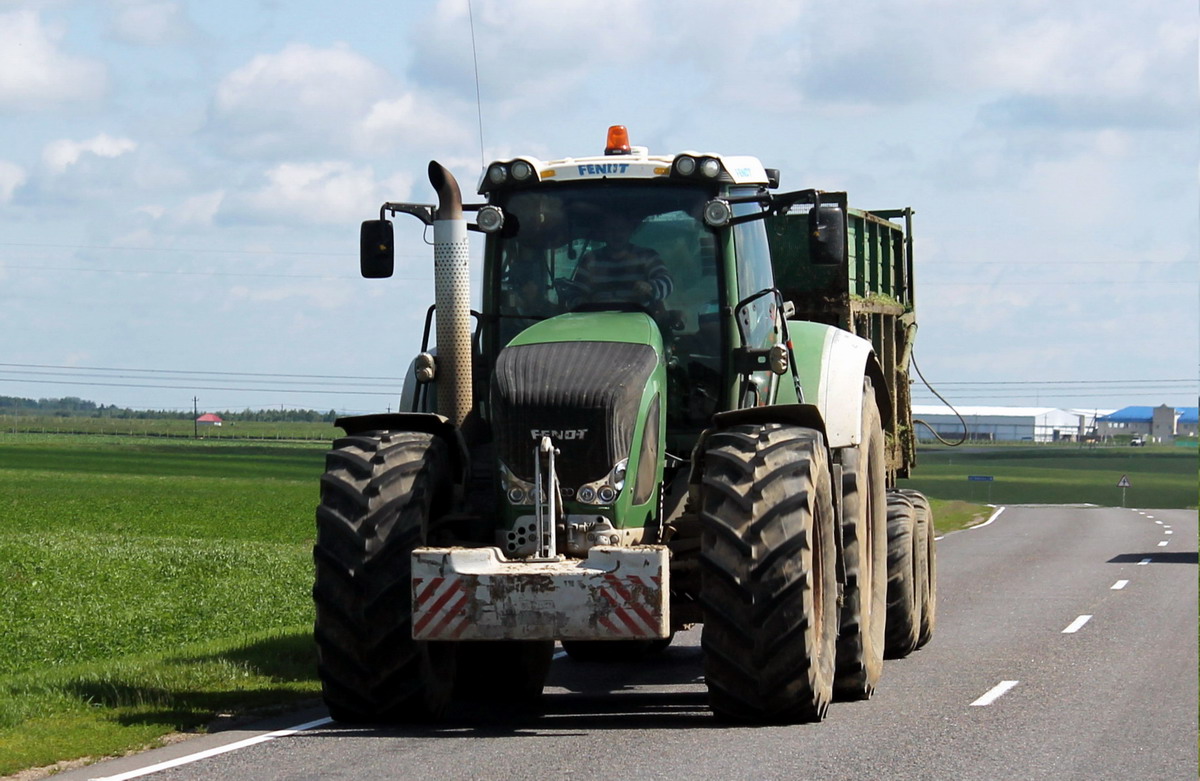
<box><xmin>0</xmin><ymin>0</ymin><xmax>1196</xmax><ymax>416</ymax></box>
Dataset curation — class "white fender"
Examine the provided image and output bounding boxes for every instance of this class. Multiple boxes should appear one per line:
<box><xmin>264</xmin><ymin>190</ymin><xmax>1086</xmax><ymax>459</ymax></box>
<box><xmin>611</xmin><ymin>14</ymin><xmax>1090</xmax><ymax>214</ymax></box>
<box><xmin>788</xmin><ymin>321</ymin><xmax>875</xmax><ymax>449</ymax></box>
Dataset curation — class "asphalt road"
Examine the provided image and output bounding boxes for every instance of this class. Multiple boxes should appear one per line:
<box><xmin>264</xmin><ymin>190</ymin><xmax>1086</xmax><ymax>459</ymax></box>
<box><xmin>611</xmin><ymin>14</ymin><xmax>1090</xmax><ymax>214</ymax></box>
<box><xmin>62</xmin><ymin>504</ymin><xmax>1198</xmax><ymax>781</ymax></box>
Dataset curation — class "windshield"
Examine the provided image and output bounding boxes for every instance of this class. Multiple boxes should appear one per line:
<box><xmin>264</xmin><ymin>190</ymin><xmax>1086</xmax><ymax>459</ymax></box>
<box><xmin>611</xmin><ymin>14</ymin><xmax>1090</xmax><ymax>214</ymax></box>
<box><xmin>488</xmin><ymin>182</ymin><xmax>724</xmax><ymax>432</ymax></box>
<box><xmin>493</xmin><ymin>183</ymin><xmax>717</xmax><ymax>330</ymax></box>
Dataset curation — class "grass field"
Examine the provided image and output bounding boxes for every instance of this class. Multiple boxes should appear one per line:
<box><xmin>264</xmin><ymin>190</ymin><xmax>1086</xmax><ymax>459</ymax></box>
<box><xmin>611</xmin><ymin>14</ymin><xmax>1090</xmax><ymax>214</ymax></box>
<box><xmin>0</xmin><ymin>434</ymin><xmax>327</xmax><ymax>775</ymax></box>
<box><xmin>900</xmin><ymin>444</ymin><xmax>1197</xmax><ymax>509</ymax></box>
<box><xmin>0</xmin><ymin>434</ymin><xmax>1193</xmax><ymax>775</ymax></box>
<box><xmin>0</xmin><ymin>415</ymin><xmax>339</xmax><ymax>441</ymax></box>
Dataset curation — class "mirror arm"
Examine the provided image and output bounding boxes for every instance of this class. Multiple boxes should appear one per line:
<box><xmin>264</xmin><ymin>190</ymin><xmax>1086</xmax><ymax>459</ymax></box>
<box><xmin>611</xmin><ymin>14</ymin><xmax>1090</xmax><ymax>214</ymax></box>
<box><xmin>381</xmin><ymin>202</ymin><xmax>435</xmax><ymax>225</ymax></box>
<box><xmin>380</xmin><ymin>201</ymin><xmax>490</xmax><ymax>227</ymax></box>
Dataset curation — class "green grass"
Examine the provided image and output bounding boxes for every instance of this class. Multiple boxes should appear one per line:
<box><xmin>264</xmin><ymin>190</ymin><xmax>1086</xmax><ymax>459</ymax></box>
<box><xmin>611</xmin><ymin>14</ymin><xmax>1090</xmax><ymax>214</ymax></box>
<box><xmin>927</xmin><ymin>498</ymin><xmax>993</xmax><ymax>534</ymax></box>
<box><xmin>0</xmin><ymin>434</ymin><xmax>328</xmax><ymax>775</ymax></box>
<box><xmin>900</xmin><ymin>444</ymin><xmax>1197</xmax><ymax>509</ymax></box>
<box><xmin>0</xmin><ymin>415</ymin><xmax>338</xmax><ymax>441</ymax></box>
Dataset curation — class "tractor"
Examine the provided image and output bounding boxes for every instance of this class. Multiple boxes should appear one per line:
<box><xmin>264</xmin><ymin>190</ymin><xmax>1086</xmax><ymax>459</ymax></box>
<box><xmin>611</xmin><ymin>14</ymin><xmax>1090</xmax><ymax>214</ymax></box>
<box><xmin>312</xmin><ymin>125</ymin><xmax>935</xmax><ymax>724</ymax></box>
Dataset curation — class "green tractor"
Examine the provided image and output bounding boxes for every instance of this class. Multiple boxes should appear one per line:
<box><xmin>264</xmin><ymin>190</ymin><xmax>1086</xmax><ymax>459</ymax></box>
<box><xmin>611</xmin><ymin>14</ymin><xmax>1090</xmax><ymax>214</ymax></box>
<box><xmin>313</xmin><ymin>126</ymin><xmax>935</xmax><ymax>724</ymax></box>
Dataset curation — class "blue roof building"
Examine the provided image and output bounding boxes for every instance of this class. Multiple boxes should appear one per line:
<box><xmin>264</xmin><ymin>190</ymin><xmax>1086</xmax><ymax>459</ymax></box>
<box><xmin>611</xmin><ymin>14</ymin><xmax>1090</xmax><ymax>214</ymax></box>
<box><xmin>1098</xmin><ymin>405</ymin><xmax>1198</xmax><ymax>441</ymax></box>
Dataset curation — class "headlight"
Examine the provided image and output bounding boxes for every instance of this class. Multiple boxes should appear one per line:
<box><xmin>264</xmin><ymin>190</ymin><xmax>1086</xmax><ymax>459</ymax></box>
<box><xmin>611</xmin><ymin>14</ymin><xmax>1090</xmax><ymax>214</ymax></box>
<box><xmin>699</xmin><ymin>157</ymin><xmax>722</xmax><ymax>178</ymax></box>
<box><xmin>487</xmin><ymin>164</ymin><xmax>508</xmax><ymax>185</ymax></box>
<box><xmin>476</xmin><ymin>204</ymin><xmax>505</xmax><ymax>232</ymax></box>
<box><xmin>575</xmin><ymin>459</ymin><xmax>627</xmax><ymax>505</ymax></box>
<box><xmin>511</xmin><ymin>160</ymin><xmax>534</xmax><ymax>181</ymax></box>
<box><xmin>673</xmin><ymin>155</ymin><xmax>697</xmax><ymax>176</ymax></box>
<box><xmin>507</xmin><ymin>487</ymin><xmax>526</xmax><ymax>505</ymax></box>
<box><xmin>703</xmin><ymin>199</ymin><xmax>732</xmax><ymax>227</ymax></box>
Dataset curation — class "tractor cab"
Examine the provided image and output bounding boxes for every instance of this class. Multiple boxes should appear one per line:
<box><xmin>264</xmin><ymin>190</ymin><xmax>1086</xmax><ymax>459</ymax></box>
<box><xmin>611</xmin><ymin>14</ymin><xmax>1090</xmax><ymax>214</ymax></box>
<box><xmin>475</xmin><ymin>127</ymin><xmax>795</xmax><ymax>452</ymax></box>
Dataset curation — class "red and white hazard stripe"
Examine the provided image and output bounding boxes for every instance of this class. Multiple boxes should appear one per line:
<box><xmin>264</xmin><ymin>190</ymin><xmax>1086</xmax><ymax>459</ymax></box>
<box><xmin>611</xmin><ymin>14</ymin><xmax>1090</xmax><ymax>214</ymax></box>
<box><xmin>412</xmin><ymin>576</ymin><xmax>471</xmax><ymax>640</ymax></box>
<box><xmin>596</xmin><ymin>573</ymin><xmax>662</xmax><ymax>638</ymax></box>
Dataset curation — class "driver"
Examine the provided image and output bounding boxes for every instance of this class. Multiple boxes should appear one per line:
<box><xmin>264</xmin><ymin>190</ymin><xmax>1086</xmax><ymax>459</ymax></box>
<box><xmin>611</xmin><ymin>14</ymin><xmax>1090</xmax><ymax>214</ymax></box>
<box><xmin>565</xmin><ymin>212</ymin><xmax>673</xmax><ymax>307</ymax></box>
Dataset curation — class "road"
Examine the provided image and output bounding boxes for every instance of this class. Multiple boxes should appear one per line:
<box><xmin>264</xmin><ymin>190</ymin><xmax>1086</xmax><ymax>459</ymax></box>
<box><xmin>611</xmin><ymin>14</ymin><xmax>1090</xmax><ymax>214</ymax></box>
<box><xmin>62</xmin><ymin>504</ymin><xmax>1197</xmax><ymax>781</ymax></box>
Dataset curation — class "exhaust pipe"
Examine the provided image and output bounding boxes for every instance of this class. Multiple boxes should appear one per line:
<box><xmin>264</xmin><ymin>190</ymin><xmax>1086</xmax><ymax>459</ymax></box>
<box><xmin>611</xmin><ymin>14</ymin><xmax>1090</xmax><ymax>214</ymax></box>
<box><xmin>428</xmin><ymin>161</ymin><xmax>473</xmax><ymax>428</ymax></box>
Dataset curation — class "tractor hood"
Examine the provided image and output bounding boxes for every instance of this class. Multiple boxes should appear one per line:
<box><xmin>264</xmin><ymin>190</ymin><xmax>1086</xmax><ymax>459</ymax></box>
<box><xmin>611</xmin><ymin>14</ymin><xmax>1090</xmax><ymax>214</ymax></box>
<box><xmin>490</xmin><ymin>311</ymin><xmax>664</xmax><ymax>492</ymax></box>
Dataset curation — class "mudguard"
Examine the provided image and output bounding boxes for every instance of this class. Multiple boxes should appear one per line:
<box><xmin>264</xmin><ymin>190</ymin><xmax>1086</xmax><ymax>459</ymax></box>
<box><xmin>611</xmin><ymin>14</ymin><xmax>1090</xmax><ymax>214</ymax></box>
<box><xmin>787</xmin><ymin>321</ymin><xmax>880</xmax><ymax>449</ymax></box>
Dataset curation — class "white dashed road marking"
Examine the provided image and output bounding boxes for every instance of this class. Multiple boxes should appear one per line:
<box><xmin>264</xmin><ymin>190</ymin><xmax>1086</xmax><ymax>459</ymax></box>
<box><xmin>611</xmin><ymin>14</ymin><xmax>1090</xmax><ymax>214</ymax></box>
<box><xmin>1062</xmin><ymin>615</ymin><xmax>1093</xmax><ymax>634</ymax></box>
<box><xmin>971</xmin><ymin>680</ymin><xmax>1019</xmax><ymax>706</ymax></box>
<box><xmin>1111</xmin><ymin>580</ymin><xmax>1129</xmax><ymax>590</ymax></box>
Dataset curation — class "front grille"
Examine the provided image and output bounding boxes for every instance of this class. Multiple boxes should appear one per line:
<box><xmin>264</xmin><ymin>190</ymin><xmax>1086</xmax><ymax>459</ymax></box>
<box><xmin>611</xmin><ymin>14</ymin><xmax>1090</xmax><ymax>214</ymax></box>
<box><xmin>491</xmin><ymin>341</ymin><xmax>657</xmax><ymax>487</ymax></box>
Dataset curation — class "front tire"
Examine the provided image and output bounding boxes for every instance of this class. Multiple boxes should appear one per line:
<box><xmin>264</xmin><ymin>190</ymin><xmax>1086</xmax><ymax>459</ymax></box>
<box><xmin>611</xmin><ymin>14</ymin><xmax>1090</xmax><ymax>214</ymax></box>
<box><xmin>313</xmin><ymin>430</ymin><xmax>456</xmax><ymax>722</ymax></box>
<box><xmin>834</xmin><ymin>383</ymin><xmax>888</xmax><ymax>700</ymax></box>
<box><xmin>699</xmin><ymin>423</ymin><xmax>838</xmax><ymax>724</ymax></box>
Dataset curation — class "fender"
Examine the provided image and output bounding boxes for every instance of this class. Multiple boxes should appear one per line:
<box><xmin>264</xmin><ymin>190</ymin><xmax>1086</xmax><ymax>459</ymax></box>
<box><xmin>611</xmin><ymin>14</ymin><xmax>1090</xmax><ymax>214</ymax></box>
<box><xmin>787</xmin><ymin>321</ymin><xmax>891</xmax><ymax>449</ymax></box>
<box><xmin>334</xmin><ymin>411</ymin><xmax>469</xmax><ymax>487</ymax></box>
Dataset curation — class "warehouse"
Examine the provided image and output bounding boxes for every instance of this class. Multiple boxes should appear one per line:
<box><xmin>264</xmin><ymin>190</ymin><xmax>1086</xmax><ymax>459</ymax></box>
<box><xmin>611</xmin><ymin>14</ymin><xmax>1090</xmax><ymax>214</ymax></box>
<box><xmin>911</xmin><ymin>405</ymin><xmax>1096</xmax><ymax>443</ymax></box>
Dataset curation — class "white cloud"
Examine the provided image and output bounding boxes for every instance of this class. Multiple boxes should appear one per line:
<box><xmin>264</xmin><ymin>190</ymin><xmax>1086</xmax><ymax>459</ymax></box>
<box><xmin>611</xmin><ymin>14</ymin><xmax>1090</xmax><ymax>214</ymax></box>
<box><xmin>0</xmin><ymin>9</ymin><xmax>108</xmax><ymax>109</ymax></box>
<box><xmin>211</xmin><ymin>43</ymin><xmax>392</xmax><ymax>156</ymax></box>
<box><xmin>230</xmin><ymin>162</ymin><xmax>411</xmax><ymax>226</ymax></box>
<box><xmin>42</xmin><ymin>133</ymin><xmax>138</xmax><ymax>174</ymax></box>
<box><xmin>175</xmin><ymin>190</ymin><xmax>225</xmax><ymax>227</ymax></box>
<box><xmin>358</xmin><ymin>93</ymin><xmax>471</xmax><ymax>149</ymax></box>
<box><xmin>210</xmin><ymin>42</ymin><xmax>475</xmax><ymax>161</ymax></box>
<box><xmin>107</xmin><ymin>0</ymin><xmax>198</xmax><ymax>46</ymax></box>
<box><xmin>0</xmin><ymin>160</ymin><xmax>27</xmax><ymax>202</ymax></box>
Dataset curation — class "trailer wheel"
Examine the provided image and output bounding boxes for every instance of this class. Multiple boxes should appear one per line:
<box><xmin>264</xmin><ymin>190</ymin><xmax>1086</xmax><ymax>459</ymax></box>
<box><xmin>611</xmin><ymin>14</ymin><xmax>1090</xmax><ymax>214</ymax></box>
<box><xmin>313</xmin><ymin>430</ymin><xmax>455</xmax><ymax>722</ymax></box>
<box><xmin>884</xmin><ymin>491</ymin><xmax>921</xmax><ymax>658</ymax></box>
<box><xmin>834</xmin><ymin>384</ymin><xmax>888</xmax><ymax>700</ymax></box>
<box><xmin>699</xmin><ymin>423</ymin><xmax>837</xmax><ymax>724</ymax></box>
<box><xmin>899</xmin><ymin>489</ymin><xmax>937</xmax><ymax>648</ymax></box>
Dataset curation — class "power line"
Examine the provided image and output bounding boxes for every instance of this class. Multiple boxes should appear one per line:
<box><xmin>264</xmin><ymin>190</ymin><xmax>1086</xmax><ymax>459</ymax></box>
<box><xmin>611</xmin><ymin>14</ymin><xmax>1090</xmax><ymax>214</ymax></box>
<box><xmin>0</xmin><ymin>241</ymin><xmax>430</xmax><ymax>260</ymax></box>
<box><xmin>0</xmin><ymin>362</ymin><xmax>405</xmax><ymax>382</ymax></box>
<box><xmin>0</xmin><ymin>377</ymin><xmax>397</xmax><ymax>396</ymax></box>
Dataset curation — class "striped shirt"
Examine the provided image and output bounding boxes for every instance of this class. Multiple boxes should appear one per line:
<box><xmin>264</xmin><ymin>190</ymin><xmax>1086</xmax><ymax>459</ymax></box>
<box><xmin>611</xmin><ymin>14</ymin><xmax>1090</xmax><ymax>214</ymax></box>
<box><xmin>570</xmin><ymin>245</ymin><xmax>674</xmax><ymax>306</ymax></box>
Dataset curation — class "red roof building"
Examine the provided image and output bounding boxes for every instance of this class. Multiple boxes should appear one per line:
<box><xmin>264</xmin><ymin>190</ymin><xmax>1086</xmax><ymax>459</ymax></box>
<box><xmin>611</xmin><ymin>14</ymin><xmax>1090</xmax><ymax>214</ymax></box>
<box><xmin>196</xmin><ymin>413</ymin><xmax>223</xmax><ymax>426</ymax></box>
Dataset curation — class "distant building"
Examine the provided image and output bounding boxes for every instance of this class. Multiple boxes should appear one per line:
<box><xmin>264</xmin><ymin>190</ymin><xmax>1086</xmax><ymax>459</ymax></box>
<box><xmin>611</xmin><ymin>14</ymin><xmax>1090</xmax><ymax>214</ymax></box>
<box><xmin>1179</xmin><ymin>408</ymin><xmax>1199</xmax><ymax>438</ymax></box>
<box><xmin>1098</xmin><ymin>405</ymin><xmax>1199</xmax><ymax>443</ymax></box>
<box><xmin>196</xmin><ymin>413</ymin><xmax>223</xmax><ymax>427</ymax></box>
<box><xmin>912</xmin><ymin>405</ymin><xmax>1096</xmax><ymax>443</ymax></box>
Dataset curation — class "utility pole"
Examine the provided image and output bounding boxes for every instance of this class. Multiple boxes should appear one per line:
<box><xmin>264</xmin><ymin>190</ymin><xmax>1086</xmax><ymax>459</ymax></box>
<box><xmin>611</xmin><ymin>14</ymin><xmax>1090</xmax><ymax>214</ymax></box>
<box><xmin>193</xmin><ymin>396</ymin><xmax>199</xmax><ymax>439</ymax></box>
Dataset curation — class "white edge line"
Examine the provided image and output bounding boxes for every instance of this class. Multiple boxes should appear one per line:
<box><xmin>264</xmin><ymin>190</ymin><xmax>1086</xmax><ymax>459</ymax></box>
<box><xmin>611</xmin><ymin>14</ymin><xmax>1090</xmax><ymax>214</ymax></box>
<box><xmin>969</xmin><ymin>505</ymin><xmax>1006</xmax><ymax>531</ymax></box>
<box><xmin>970</xmin><ymin>680</ymin><xmax>1019</xmax><ymax>706</ymax></box>
<box><xmin>90</xmin><ymin>717</ymin><xmax>334</xmax><ymax>781</ymax></box>
<box><xmin>1111</xmin><ymin>580</ymin><xmax>1129</xmax><ymax>590</ymax></box>
<box><xmin>1062</xmin><ymin>614</ymin><xmax>1093</xmax><ymax>634</ymax></box>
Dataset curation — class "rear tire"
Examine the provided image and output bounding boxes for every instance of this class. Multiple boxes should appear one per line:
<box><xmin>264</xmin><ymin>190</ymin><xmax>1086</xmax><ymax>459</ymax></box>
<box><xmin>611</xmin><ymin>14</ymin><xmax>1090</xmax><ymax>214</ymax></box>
<box><xmin>834</xmin><ymin>383</ymin><xmax>888</xmax><ymax>700</ymax></box>
<box><xmin>313</xmin><ymin>431</ymin><xmax>456</xmax><ymax>722</ymax></box>
<box><xmin>699</xmin><ymin>423</ymin><xmax>837</xmax><ymax>724</ymax></box>
<box><xmin>899</xmin><ymin>489</ymin><xmax>937</xmax><ymax>648</ymax></box>
<box><xmin>884</xmin><ymin>491</ymin><xmax>920</xmax><ymax>658</ymax></box>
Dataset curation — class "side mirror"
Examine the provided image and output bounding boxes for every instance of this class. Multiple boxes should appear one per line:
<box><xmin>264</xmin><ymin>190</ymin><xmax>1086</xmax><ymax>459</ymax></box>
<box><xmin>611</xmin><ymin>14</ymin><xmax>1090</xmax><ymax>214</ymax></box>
<box><xmin>809</xmin><ymin>205</ymin><xmax>845</xmax><ymax>266</ymax></box>
<box><xmin>360</xmin><ymin>219</ymin><xmax>395</xmax><ymax>278</ymax></box>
